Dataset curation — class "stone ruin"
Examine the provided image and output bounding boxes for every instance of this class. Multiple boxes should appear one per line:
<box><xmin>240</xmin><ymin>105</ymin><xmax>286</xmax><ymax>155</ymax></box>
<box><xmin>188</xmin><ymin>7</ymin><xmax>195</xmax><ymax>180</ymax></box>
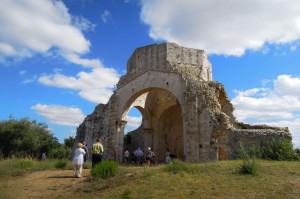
<box><xmin>76</xmin><ymin>43</ymin><xmax>291</xmax><ymax>162</ymax></box>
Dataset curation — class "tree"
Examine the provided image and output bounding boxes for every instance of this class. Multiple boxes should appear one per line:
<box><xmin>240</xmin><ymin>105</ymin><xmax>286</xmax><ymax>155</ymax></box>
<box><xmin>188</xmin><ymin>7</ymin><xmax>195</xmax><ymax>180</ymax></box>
<box><xmin>64</xmin><ymin>136</ymin><xmax>76</xmax><ymax>149</ymax></box>
<box><xmin>0</xmin><ymin>117</ymin><xmax>60</xmax><ymax>158</ymax></box>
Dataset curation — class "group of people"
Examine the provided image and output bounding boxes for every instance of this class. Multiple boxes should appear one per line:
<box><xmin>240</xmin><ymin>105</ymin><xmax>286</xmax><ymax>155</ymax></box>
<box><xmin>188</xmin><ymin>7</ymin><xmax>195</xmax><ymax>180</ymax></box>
<box><xmin>124</xmin><ymin>147</ymin><xmax>154</xmax><ymax>166</ymax></box>
<box><xmin>125</xmin><ymin>147</ymin><xmax>174</xmax><ymax>166</ymax></box>
<box><xmin>72</xmin><ymin>140</ymin><xmax>176</xmax><ymax>177</ymax></box>
<box><xmin>72</xmin><ymin>138</ymin><xmax>104</xmax><ymax>178</ymax></box>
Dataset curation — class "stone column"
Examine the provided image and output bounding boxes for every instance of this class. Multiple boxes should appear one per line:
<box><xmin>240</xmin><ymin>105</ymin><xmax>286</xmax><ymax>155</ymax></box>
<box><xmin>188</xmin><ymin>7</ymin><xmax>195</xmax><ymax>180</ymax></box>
<box><xmin>115</xmin><ymin>120</ymin><xmax>127</xmax><ymax>162</ymax></box>
<box><xmin>184</xmin><ymin>96</ymin><xmax>200</xmax><ymax>162</ymax></box>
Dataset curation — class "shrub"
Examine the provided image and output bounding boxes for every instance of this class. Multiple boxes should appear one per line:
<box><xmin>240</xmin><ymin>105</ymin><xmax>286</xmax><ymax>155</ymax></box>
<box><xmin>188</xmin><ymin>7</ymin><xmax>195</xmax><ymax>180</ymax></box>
<box><xmin>90</xmin><ymin>160</ymin><xmax>118</xmax><ymax>179</ymax></box>
<box><xmin>259</xmin><ymin>139</ymin><xmax>297</xmax><ymax>161</ymax></box>
<box><xmin>48</xmin><ymin>146</ymin><xmax>71</xmax><ymax>160</ymax></box>
<box><xmin>54</xmin><ymin>160</ymin><xmax>67</xmax><ymax>169</ymax></box>
<box><xmin>238</xmin><ymin>142</ymin><xmax>259</xmax><ymax>175</ymax></box>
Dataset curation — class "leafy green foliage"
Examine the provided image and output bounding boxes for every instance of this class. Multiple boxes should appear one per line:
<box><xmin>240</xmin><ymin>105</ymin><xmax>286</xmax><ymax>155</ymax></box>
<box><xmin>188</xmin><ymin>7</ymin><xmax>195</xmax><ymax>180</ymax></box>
<box><xmin>257</xmin><ymin>139</ymin><xmax>298</xmax><ymax>161</ymax></box>
<box><xmin>295</xmin><ymin>148</ymin><xmax>300</xmax><ymax>158</ymax></box>
<box><xmin>90</xmin><ymin>160</ymin><xmax>118</xmax><ymax>179</ymax></box>
<box><xmin>64</xmin><ymin>136</ymin><xmax>76</xmax><ymax>149</ymax></box>
<box><xmin>48</xmin><ymin>146</ymin><xmax>71</xmax><ymax>160</ymax></box>
<box><xmin>0</xmin><ymin>116</ymin><xmax>61</xmax><ymax>158</ymax></box>
<box><xmin>238</xmin><ymin>142</ymin><xmax>259</xmax><ymax>175</ymax></box>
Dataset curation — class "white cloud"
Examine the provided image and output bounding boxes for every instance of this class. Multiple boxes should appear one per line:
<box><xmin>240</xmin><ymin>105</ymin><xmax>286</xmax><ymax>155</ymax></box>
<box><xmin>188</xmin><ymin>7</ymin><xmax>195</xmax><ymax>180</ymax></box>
<box><xmin>274</xmin><ymin>75</ymin><xmax>300</xmax><ymax>96</ymax></box>
<box><xmin>63</xmin><ymin>53</ymin><xmax>102</xmax><ymax>68</ymax></box>
<box><xmin>101</xmin><ymin>10</ymin><xmax>111</xmax><ymax>23</ymax></box>
<box><xmin>72</xmin><ymin>15</ymin><xmax>96</xmax><ymax>32</ymax></box>
<box><xmin>31</xmin><ymin>103</ymin><xmax>86</xmax><ymax>126</ymax></box>
<box><xmin>0</xmin><ymin>0</ymin><xmax>94</xmax><ymax>65</ymax></box>
<box><xmin>126</xmin><ymin>116</ymin><xmax>142</xmax><ymax>129</ymax></box>
<box><xmin>38</xmin><ymin>67</ymin><xmax>119</xmax><ymax>104</ymax></box>
<box><xmin>0</xmin><ymin>43</ymin><xmax>18</xmax><ymax>56</ymax></box>
<box><xmin>232</xmin><ymin>76</ymin><xmax>300</xmax><ymax>121</ymax></box>
<box><xmin>232</xmin><ymin>75</ymin><xmax>300</xmax><ymax>147</ymax></box>
<box><xmin>140</xmin><ymin>0</ymin><xmax>300</xmax><ymax>56</ymax></box>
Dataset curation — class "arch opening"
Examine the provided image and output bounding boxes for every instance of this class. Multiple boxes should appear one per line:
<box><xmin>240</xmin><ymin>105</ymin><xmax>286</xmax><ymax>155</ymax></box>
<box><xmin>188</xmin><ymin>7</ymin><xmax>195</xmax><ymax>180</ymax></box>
<box><xmin>121</xmin><ymin>87</ymin><xmax>184</xmax><ymax>163</ymax></box>
<box><xmin>125</xmin><ymin>107</ymin><xmax>142</xmax><ymax>135</ymax></box>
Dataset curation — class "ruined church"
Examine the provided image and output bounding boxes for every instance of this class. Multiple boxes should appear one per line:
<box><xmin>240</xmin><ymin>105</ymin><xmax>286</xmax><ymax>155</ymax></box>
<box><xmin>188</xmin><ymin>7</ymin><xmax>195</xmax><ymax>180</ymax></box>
<box><xmin>76</xmin><ymin>43</ymin><xmax>291</xmax><ymax>162</ymax></box>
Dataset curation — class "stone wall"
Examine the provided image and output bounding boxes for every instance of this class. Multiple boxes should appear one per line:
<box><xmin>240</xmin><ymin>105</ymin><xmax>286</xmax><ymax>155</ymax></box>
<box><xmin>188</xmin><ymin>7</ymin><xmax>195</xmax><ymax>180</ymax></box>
<box><xmin>229</xmin><ymin>126</ymin><xmax>291</xmax><ymax>158</ymax></box>
<box><xmin>117</xmin><ymin>43</ymin><xmax>212</xmax><ymax>89</ymax></box>
<box><xmin>76</xmin><ymin>104</ymin><xmax>108</xmax><ymax>149</ymax></box>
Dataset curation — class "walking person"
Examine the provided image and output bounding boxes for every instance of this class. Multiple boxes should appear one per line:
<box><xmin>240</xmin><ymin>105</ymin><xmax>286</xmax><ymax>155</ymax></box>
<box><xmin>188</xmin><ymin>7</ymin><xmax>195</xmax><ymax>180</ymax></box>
<box><xmin>72</xmin><ymin>143</ymin><xmax>86</xmax><ymax>178</ymax></box>
<box><xmin>92</xmin><ymin>138</ymin><xmax>104</xmax><ymax>168</ymax></box>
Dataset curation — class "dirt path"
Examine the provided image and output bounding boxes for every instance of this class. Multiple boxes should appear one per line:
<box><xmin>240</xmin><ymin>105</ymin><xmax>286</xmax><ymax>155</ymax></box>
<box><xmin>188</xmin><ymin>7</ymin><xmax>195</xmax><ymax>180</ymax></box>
<box><xmin>0</xmin><ymin>169</ymin><xmax>90</xmax><ymax>199</ymax></box>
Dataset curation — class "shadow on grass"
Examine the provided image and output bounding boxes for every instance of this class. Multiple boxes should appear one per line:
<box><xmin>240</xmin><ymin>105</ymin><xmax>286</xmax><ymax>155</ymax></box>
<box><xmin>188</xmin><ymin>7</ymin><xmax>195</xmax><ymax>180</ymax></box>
<box><xmin>48</xmin><ymin>175</ymin><xmax>89</xmax><ymax>179</ymax></box>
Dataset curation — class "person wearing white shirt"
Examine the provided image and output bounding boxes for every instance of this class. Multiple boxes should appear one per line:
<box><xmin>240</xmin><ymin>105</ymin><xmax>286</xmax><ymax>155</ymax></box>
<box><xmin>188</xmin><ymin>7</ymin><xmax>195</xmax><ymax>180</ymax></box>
<box><xmin>72</xmin><ymin>143</ymin><xmax>86</xmax><ymax>178</ymax></box>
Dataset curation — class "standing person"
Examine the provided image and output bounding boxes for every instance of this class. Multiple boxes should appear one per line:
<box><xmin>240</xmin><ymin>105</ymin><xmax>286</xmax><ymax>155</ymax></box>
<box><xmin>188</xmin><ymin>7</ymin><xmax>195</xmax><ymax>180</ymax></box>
<box><xmin>72</xmin><ymin>143</ymin><xmax>86</xmax><ymax>178</ymax></box>
<box><xmin>165</xmin><ymin>148</ymin><xmax>172</xmax><ymax>164</ymax></box>
<box><xmin>145</xmin><ymin>147</ymin><xmax>154</xmax><ymax>166</ymax></box>
<box><xmin>82</xmin><ymin>141</ymin><xmax>89</xmax><ymax>164</ymax></box>
<box><xmin>92</xmin><ymin>138</ymin><xmax>104</xmax><ymax>168</ymax></box>
<box><xmin>41</xmin><ymin>152</ymin><xmax>46</xmax><ymax>160</ymax></box>
<box><xmin>134</xmin><ymin>147</ymin><xmax>143</xmax><ymax>165</ymax></box>
<box><xmin>124</xmin><ymin>148</ymin><xmax>130</xmax><ymax>165</ymax></box>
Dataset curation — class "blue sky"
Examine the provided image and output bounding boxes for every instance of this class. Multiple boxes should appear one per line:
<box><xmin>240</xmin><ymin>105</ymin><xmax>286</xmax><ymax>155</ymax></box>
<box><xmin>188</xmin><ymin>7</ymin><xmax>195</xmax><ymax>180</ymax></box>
<box><xmin>1</xmin><ymin>0</ymin><xmax>300</xmax><ymax>147</ymax></box>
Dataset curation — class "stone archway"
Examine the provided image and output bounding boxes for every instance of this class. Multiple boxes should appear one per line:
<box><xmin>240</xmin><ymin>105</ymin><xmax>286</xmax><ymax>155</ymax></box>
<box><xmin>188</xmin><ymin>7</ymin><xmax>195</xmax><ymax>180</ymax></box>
<box><xmin>121</xmin><ymin>87</ymin><xmax>184</xmax><ymax>162</ymax></box>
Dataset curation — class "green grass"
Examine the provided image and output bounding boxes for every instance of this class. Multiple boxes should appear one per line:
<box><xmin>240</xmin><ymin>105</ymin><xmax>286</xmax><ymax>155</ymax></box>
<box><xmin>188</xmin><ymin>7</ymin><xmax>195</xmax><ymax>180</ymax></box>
<box><xmin>1</xmin><ymin>159</ymin><xmax>300</xmax><ymax>198</ymax></box>
<box><xmin>0</xmin><ymin>158</ymin><xmax>74</xmax><ymax>177</ymax></box>
<box><xmin>80</xmin><ymin>160</ymin><xmax>300</xmax><ymax>199</ymax></box>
